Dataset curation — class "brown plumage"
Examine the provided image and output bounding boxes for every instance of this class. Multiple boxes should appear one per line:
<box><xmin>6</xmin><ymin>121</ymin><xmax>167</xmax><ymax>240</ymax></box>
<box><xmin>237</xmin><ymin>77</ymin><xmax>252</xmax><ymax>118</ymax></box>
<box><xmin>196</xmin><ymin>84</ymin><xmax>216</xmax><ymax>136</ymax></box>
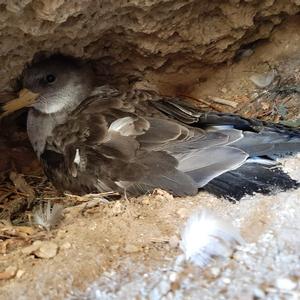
<box><xmin>1</xmin><ymin>54</ymin><xmax>299</xmax><ymax>200</ymax></box>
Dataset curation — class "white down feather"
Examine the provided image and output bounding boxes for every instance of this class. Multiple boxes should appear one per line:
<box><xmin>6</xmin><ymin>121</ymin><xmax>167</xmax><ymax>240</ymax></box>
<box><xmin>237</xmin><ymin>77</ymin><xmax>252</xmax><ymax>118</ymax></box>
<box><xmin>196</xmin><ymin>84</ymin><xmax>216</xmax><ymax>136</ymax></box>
<box><xmin>180</xmin><ymin>210</ymin><xmax>244</xmax><ymax>267</ymax></box>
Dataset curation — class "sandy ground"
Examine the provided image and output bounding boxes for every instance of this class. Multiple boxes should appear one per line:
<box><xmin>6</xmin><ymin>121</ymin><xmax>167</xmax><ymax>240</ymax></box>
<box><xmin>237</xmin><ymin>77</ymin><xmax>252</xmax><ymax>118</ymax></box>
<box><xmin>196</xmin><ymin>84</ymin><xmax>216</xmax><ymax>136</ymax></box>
<box><xmin>0</xmin><ymin>16</ymin><xmax>300</xmax><ymax>300</ymax></box>
<box><xmin>0</xmin><ymin>156</ymin><xmax>299</xmax><ymax>300</ymax></box>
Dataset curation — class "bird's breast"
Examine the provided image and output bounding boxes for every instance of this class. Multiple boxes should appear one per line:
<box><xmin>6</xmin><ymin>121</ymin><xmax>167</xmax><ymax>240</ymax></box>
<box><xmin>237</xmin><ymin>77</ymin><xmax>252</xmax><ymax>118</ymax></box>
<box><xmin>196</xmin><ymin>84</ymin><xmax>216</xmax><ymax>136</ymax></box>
<box><xmin>27</xmin><ymin>109</ymin><xmax>68</xmax><ymax>158</ymax></box>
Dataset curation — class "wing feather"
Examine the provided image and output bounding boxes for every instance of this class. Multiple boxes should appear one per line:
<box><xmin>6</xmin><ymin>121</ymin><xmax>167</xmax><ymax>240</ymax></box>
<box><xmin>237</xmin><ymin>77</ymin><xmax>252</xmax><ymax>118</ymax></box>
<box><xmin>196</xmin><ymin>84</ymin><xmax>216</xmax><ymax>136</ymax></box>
<box><xmin>43</xmin><ymin>86</ymin><xmax>299</xmax><ymax>199</ymax></box>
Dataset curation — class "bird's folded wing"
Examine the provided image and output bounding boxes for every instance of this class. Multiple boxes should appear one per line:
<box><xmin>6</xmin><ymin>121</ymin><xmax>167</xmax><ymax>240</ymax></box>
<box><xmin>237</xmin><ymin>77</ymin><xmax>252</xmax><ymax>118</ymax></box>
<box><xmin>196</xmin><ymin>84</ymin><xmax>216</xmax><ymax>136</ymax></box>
<box><xmin>151</xmin><ymin>98</ymin><xmax>300</xmax><ymax>156</ymax></box>
<box><xmin>44</xmin><ymin>87</ymin><xmax>249</xmax><ymax>195</ymax></box>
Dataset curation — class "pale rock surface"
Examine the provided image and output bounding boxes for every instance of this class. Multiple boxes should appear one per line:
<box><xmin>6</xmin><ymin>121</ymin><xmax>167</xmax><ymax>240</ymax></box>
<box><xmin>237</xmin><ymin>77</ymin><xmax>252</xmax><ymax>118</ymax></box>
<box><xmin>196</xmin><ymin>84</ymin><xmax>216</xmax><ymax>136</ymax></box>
<box><xmin>0</xmin><ymin>0</ymin><xmax>300</xmax><ymax>91</ymax></box>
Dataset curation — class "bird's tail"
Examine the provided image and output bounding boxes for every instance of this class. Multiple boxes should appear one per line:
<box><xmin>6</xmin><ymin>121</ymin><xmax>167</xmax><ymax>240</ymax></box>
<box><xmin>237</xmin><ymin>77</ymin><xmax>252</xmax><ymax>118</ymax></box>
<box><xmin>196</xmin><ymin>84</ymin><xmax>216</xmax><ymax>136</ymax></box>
<box><xmin>203</xmin><ymin>162</ymin><xmax>299</xmax><ymax>201</ymax></box>
<box><xmin>181</xmin><ymin>111</ymin><xmax>300</xmax><ymax>200</ymax></box>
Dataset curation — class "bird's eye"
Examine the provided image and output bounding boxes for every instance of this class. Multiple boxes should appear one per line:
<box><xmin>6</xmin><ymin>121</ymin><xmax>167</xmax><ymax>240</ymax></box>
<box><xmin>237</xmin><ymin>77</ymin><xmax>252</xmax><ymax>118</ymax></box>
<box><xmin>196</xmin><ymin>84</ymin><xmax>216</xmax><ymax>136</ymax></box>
<box><xmin>46</xmin><ymin>74</ymin><xmax>56</xmax><ymax>83</ymax></box>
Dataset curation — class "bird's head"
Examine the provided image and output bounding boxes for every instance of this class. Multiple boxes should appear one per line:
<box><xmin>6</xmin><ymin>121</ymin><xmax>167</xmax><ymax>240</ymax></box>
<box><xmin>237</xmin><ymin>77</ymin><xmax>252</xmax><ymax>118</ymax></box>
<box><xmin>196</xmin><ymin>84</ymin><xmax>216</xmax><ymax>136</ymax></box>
<box><xmin>1</xmin><ymin>54</ymin><xmax>95</xmax><ymax>116</ymax></box>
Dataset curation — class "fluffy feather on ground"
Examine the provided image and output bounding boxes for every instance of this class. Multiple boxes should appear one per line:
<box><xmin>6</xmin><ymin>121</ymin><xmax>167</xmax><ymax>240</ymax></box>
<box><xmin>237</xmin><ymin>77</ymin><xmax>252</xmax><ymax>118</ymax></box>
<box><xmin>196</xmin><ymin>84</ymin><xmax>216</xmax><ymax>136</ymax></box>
<box><xmin>33</xmin><ymin>201</ymin><xmax>64</xmax><ymax>231</ymax></box>
<box><xmin>180</xmin><ymin>210</ymin><xmax>244</xmax><ymax>267</ymax></box>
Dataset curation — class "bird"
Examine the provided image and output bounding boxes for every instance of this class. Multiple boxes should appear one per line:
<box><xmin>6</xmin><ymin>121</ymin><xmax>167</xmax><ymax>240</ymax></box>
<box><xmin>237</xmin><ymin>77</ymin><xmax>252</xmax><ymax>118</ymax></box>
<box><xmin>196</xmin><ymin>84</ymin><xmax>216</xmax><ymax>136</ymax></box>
<box><xmin>0</xmin><ymin>53</ymin><xmax>299</xmax><ymax>201</ymax></box>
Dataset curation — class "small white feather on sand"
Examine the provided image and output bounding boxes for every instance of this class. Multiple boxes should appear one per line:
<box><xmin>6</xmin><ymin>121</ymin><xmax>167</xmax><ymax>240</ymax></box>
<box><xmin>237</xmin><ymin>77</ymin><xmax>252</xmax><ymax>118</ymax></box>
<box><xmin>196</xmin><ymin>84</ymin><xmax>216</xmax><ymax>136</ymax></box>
<box><xmin>180</xmin><ymin>210</ymin><xmax>244</xmax><ymax>267</ymax></box>
<box><xmin>33</xmin><ymin>201</ymin><xmax>64</xmax><ymax>231</ymax></box>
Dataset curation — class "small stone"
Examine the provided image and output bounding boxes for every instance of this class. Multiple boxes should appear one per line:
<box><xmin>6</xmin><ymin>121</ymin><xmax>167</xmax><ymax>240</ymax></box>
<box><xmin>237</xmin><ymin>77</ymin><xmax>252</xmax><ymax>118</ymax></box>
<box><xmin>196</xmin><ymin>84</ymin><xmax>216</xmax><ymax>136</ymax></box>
<box><xmin>124</xmin><ymin>244</ymin><xmax>140</xmax><ymax>253</ymax></box>
<box><xmin>222</xmin><ymin>278</ymin><xmax>231</xmax><ymax>284</ymax></box>
<box><xmin>33</xmin><ymin>241</ymin><xmax>58</xmax><ymax>259</ymax></box>
<box><xmin>275</xmin><ymin>277</ymin><xmax>297</xmax><ymax>290</ymax></box>
<box><xmin>16</xmin><ymin>269</ymin><xmax>25</xmax><ymax>279</ymax></box>
<box><xmin>60</xmin><ymin>242</ymin><xmax>71</xmax><ymax>250</ymax></box>
<box><xmin>0</xmin><ymin>266</ymin><xmax>18</xmax><ymax>280</ymax></box>
<box><xmin>22</xmin><ymin>241</ymin><xmax>43</xmax><ymax>255</ymax></box>
<box><xmin>169</xmin><ymin>235</ymin><xmax>179</xmax><ymax>248</ymax></box>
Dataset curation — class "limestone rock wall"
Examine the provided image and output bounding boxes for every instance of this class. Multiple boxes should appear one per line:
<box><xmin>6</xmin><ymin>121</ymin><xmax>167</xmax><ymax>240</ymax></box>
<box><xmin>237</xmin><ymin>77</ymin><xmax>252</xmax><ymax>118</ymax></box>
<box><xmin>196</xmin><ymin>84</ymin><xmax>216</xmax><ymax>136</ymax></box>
<box><xmin>0</xmin><ymin>0</ymin><xmax>300</xmax><ymax>90</ymax></box>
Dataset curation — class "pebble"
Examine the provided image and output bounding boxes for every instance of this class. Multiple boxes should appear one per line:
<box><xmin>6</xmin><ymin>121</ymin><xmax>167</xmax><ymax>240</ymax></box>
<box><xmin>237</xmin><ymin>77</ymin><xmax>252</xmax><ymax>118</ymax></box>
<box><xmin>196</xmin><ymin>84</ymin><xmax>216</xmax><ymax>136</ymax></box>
<box><xmin>0</xmin><ymin>266</ymin><xmax>18</xmax><ymax>280</ymax></box>
<box><xmin>22</xmin><ymin>241</ymin><xmax>43</xmax><ymax>255</ymax></box>
<box><xmin>16</xmin><ymin>269</ymin><xmax>25</xmax><ymax>279</ymax></box>
<box><xmin>34</xmin><ymin>241</ymin><xmax>58</xmax><ymax>259</ymax></box>
<box><xmin>60</xmin><ymin>242</ymin><xmax>72</xmax><ymax>250</ymax></box>
<box><xmin>275</xmin><ymin>277</ymin><xmax>297</xmax><ymax>290</ymax></box>
<box><xmin>168</xmin><ymin>235</ymin><xmax>179</xmax><ymax>249</ymax></box>
<box><xmin>22</xmin><ymin>240</ymin><xmax>58</xmax><ymax>259</ymax></box>
<box><xmin>222</xmin><ymin>278</ymin><xmax>231</xmax><ymax>284</ymax></box>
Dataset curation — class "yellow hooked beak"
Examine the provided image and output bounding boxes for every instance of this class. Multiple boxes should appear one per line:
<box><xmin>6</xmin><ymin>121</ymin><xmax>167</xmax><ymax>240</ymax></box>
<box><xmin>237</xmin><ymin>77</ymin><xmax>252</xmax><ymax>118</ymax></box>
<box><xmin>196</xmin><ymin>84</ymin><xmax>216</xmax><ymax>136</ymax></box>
<box><xmin>0</xmin><ymin>89</ymin><xmax>39</xmax><ymax>118</ymax></box>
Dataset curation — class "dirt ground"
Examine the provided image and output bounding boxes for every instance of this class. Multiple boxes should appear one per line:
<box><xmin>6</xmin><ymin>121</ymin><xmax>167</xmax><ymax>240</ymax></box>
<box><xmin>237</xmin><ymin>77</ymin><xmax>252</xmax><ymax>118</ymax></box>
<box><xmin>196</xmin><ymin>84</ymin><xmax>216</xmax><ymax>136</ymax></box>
<box><xmin>0</xmin><ymin>17</ymin><xmax>300</xmax><ymax>300</ymax></box>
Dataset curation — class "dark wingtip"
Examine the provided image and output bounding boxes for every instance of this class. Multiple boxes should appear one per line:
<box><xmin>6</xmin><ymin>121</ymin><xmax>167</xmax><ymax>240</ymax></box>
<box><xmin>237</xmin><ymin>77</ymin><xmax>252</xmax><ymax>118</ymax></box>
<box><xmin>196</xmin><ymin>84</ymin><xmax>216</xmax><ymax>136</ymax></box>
<box><xmin>203</xmin><ymin>163</ymin><xmax>299</xmax><ymax>202</ymax></box>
